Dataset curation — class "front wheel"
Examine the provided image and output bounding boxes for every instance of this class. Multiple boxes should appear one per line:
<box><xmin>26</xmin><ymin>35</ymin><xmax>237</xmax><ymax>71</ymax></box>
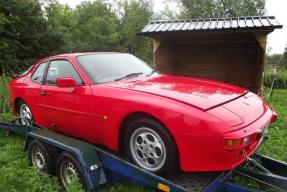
<box><xmin>125</xmin><ymin>118</ymin><xmax>178</xmax><ymax>175</ymax></box>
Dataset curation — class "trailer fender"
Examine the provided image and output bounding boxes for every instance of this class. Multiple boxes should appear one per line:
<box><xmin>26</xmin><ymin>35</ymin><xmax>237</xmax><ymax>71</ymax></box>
<box><xmin>25</xmin><ymin>129</ymin><xmax>107</xmax><ymax>190</ymax></box>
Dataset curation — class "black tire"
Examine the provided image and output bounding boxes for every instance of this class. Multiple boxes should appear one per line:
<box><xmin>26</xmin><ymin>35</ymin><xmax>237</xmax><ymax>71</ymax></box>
<box><xmin>16</xmin><ymin>100</ymin><xmax>33</xmax><ymax>125</ymax></box>
<box><xmin>124</xmin><ymin>118</ymin><xmax>178</xmax><ymax>176</ymax></box>
<box><xmin>56</xmin><ymin>153</ymin><xmax>85</xmax><ymax>189</ymax></box>
<box><xmin>28</xmin><ymin>140</ymin><xmax>53</xmax><ymax>174</ymax></box>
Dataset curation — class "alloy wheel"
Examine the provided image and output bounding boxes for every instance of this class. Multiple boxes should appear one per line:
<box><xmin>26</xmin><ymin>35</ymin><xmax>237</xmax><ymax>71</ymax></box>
<box><xmin>130</xmin><ymin>127</ymin><xmax>167</xmax><ymax>172</ymax></box>
<box><xmin>19</xmin><ymin>104</ymin><xmax>33</xmax><ymax>125</ymax></box>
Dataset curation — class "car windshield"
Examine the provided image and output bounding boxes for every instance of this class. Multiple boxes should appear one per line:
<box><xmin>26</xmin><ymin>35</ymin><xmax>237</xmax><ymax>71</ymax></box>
<box><xmin>77</xmin><ymin>53</ymin><xmax>153</xmax><ymax>84</ymax></box>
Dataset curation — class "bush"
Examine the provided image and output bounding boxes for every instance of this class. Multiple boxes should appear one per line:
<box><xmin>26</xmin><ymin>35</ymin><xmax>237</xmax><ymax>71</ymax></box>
<box><xmin>0</xmin><ymin>76</ymin><xmax>12</xmax><ymax>119</ymax></box>
<box><xmin>264</xmin><ymin>69</ymin><xmax>287</xmax><ymax>89</ymax></box>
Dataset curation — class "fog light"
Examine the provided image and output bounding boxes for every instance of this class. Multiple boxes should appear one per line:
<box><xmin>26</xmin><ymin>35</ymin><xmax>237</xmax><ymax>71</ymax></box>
<box><xmin>243</xmin><ymin>136</ymin><xmax>251</xmax><ymax>144</ymax></box>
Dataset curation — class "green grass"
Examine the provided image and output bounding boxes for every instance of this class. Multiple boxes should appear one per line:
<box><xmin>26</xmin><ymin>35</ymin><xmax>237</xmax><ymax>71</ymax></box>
<box><xmin>0</xmin><ymin>132</ymin><xmax>61</xmax><ymax>192</ymax></box>
<box><xmin>0</xmin><ymin>130</ymin><xmax>148</xmax><ymax>192</ymax></box>
<box><xmin>264</xmin><ymin>67</ymin><xmax>287</xmax><ymax>89</ymax></box>
<box><xmin>259</xmin><ymin>88</ymin><xmax>287</xmax><ymax>162</ymax></box>
<box><xmin>233</xmin><ymin>88</ymin><xmax>287</xmax><ymax>192</ymax></box>
<box><xmin>0</xmin><ymin>75</ymin><xmax>286</xmax><ymax>191</ymax></box>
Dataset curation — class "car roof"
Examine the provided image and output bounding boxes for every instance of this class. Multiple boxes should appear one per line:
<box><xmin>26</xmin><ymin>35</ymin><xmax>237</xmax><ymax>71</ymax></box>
<box><xmin>36</xmin><ymin>52</ymin><xmax>127</xmax><ymax>64</ymax></box>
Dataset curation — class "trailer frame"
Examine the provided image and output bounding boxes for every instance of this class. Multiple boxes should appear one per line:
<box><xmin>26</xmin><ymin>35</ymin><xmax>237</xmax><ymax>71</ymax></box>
<box><xmin>0</xmin><ymin>119</ymin><xmax>286</xmax><ymax>192</ymax></box>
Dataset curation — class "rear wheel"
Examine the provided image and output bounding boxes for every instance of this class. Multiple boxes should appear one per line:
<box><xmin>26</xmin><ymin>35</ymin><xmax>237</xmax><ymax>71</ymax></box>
<box><xmin>28</xmin><ymin>140</ymin><xmax>53</xmax><ymax>174</ymax></box>
<box><xmin>17</xmin><ymin>100</ymin><xmax>33</xmax><ymax>126</ymax></box>
<box><xmin>125</xmin><ymin>118</ymin><xmax>178</xmax><ymax>176</ymax></box>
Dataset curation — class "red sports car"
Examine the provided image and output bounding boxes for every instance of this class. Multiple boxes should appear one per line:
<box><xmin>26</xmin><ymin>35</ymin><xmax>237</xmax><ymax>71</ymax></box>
<box><xmin>10</xmin><ymin>52</ymin><xmax>277</xmax><ymax>175</ymax></box>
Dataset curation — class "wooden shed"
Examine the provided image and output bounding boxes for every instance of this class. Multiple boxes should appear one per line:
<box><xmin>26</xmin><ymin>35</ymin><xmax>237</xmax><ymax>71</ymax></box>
<box><xmin>140</xmin><ymin>16</ymin><xmax>282</xmax><ymax>93</ymax></box>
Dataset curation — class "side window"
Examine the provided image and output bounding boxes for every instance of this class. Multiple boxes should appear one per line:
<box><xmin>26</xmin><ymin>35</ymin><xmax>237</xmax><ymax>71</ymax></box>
<box><xmin>31</xmin><ymin>62</ymin><xmax>47</xmax><ymax>84</ymax></box>
<box><xmin>46</xmin><ymin>60</ymin><xmax>83</xmax><ymax>85</ymax></box>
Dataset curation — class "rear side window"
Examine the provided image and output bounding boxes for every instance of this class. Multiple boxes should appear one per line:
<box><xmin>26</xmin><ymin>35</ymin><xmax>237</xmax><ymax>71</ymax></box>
<box><xmin>46</xmin><ymin>60</ymin><xmax>83</xmax><ymax>85</ymax></box>
<box><xmin>31</xmin><ymin>62</ymin><xmax>47</xmax><ymax>84</ymax></box>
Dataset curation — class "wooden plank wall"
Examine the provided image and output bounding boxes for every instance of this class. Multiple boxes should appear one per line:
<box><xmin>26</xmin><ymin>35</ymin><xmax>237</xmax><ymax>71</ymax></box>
<box><xmin>153</xmin><ymin>32</ymin><xmax>268</xmax><ymax>93</ymax></box>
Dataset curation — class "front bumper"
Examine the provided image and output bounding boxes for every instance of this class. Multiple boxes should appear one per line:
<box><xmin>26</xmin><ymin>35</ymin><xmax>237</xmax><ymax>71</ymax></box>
<box><xmin>176</xmin><ymin>107</ymin><xmax>274</xmax><ymax>172</ymax></box>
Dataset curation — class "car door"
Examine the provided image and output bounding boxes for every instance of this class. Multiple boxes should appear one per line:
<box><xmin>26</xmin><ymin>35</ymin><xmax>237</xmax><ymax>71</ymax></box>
<box><xmin>24</xmin><ymin>61</ymin><xmax>48</xmax><ymax>125</ymax></box>
<box><xmin>38</xmin><ymin>59</ymin><xmax>95</xmax><ymax>141</ymax></box>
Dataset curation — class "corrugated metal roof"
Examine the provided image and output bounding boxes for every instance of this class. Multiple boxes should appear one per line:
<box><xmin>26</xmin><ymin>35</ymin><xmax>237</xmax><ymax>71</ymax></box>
<box><xmin>140</xmin><ymin>16</ymin><xmax>282</xmax><ymax>35</ymax></box>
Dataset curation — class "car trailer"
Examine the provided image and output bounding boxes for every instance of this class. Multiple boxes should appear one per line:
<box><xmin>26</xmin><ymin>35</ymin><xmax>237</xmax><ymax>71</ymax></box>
<box><xmin>0</xmin><ymin>119</ymin><xmax>287</xmax><ymax>192</ymax></box>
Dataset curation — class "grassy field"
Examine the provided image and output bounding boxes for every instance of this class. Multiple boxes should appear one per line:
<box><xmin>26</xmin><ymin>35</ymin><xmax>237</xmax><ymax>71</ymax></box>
<box><xmin>0</xmin><ymin>75</ymin><xmax>286</xmax><ymax>191</ymax></box>
<box><xmin>259</xmin><ymin>88</ymin><xmax>287</xmax><ymax>162</ymax></box>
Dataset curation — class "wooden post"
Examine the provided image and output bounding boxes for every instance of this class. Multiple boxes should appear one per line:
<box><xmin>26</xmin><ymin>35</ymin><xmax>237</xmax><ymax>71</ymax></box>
<box><xmin>153</xmin><ymin>38</ymin><xmax>161</xmax><ymax>68</ymax></box>
<box><xmin>254</xmin><ymin>32</ymin><xmax>268</xmax><ymax>94</ymax></box>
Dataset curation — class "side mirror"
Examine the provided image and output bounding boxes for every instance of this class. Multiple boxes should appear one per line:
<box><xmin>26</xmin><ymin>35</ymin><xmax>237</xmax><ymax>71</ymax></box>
<box><xmin>56</xmin><ymin>77</ymin><xmax>76</xmax><ymax>88</ymax></box>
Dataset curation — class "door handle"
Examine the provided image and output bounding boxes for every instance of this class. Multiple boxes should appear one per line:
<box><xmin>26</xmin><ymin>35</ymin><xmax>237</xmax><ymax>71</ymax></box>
<box><xmin>40</xmin><ymin>91</ymin><xmax>49</xmax><ymax>96</ymax></box>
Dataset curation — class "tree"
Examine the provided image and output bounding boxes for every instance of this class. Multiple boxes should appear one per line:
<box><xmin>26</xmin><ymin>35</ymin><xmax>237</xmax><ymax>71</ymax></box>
<box><xmin>0</xmin><ymin>0</ymin><xmax>155</xmax><ymax>74</ymax></box>
<box><xmin>178</xmin><ymin>0</ymin><xmax>265</xmax><ymax>19</ymax></box>
<box><xmin>0</xmin><ymin>0</ymin><xmax>56</xmax><ymax>74</ymax></box>
<box><xmin>266</xmin><ymin>54</ymin><xmax>283</xmax><ymax>65</ymax></box>
<box><xmin>45</xmin><ymin>2</ymin><xmax>75</xmax><ymax>53</ymax></box>
<box><xmin>120</xmin><ymin>0</ymin><xmax>153</xmax><ymax>63</ymax></box>
<box><xmin>153</xmin><ymin>5</ymin><xmax>178</xmax><ymax>20</ymax></box>
<box><xmin>67</xmin><ymin>1</ymin><xmax>122</xmax><ymax>52</ymax></box>
<box><xmin>283</xmin><ymin>44</ymin><xmax>287</xmax><ymax>66</ymax></box>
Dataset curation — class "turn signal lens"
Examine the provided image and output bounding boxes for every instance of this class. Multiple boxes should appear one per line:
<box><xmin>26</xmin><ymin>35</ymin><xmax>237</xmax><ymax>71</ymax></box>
<box><xmin>158</xmin><ymin>183</ymin><xmax>170</xmax><ymax>192</ymax></box>
<box><xmin>224</xmin><ymin>139</ymin><xmax>242</xmax><ymax>147</ymax></box>
<box><xmin>224</xmin><ymin>136</ymin><xmax>254</xmax><ymax>150</ymax></box>
<box><xmin>271</xmin><ymin>110</ymin><xmax>277</xmax><ymax>123</ymax></box>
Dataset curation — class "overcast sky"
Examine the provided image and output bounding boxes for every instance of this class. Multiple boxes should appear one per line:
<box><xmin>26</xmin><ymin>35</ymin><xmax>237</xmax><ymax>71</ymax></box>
<box><xmin>59</xmin><ymin>0</ymin><xmax>286</xmax><ymax>54</ymax></box>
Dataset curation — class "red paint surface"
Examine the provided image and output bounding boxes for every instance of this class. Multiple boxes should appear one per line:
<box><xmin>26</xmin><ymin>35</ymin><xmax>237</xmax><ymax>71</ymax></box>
<box><xmin>10</xmin><ymin>53</ymin><xmax>276</xmax><ymax>172</ymax></box>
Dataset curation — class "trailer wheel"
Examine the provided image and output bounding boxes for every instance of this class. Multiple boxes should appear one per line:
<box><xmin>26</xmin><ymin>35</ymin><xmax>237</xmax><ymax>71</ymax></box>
<box><xmin>56</xmin><ymin>153</ymin><xmax>84</xmax><ymax>189</ymax></box>
<box><xmin>28</xmin><ymin>140</ymin><xmax>52</xmax><ymax>174</ymax></box>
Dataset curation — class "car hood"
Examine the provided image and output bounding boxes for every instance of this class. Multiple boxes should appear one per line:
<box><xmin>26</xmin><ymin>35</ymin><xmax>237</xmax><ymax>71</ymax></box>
<box><xmin>107</xmin><ymin>75</ymin><xmax>248</xmax><ymax>110</ymax></box>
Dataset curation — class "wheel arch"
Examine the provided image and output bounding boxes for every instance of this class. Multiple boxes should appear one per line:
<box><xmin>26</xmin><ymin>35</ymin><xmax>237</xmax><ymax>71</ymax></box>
<box><xmin>25</xmin><ymin>137</ymin><xmax>62</xmax><ymax>156</ymax></box>
<box><xmin>118</xmin><ymin>111</ymin><xmax>179</xmax><ymax>157</ymax></box>
<box><xmin>14</xmin><ymin>97</ymin><xmax>26</xmax><ymax>113</ymax></box>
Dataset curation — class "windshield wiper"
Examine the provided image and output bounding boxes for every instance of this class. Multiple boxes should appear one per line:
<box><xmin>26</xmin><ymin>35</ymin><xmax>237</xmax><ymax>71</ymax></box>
<box><xmin>115</xmin><ymin>72</ymin><xmax>143</xmax><ymax>81</ymax></box>
<box><xmin>147</xmin><ymin>69</ymin><xmax>157</xmax><ymax>76</ymax></box>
